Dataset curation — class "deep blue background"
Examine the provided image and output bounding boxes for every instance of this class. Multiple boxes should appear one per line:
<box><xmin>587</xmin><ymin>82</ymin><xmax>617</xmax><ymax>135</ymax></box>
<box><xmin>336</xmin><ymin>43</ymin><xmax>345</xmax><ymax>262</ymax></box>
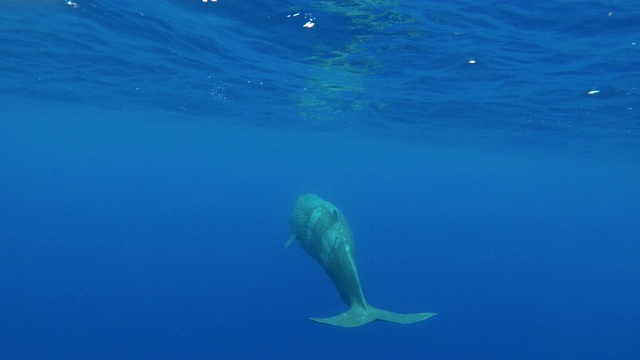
<box><xmin>1</xmin><ymin>1</ymin><xmax>639</xmax><ymax>359</ymax></box>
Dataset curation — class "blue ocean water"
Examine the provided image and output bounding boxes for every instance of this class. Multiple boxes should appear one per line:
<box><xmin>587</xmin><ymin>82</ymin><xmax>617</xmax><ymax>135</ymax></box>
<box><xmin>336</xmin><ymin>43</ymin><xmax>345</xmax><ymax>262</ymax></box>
<box><xmin>1</xmin><ymin>0</ymin><xmax>639</xmax><ymax>359</ymax></box>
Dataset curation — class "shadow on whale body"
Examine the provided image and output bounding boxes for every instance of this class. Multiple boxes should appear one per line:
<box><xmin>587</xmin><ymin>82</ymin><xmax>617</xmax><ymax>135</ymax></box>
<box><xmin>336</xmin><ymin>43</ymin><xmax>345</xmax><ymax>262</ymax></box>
<box><xmin>286</xmin><ymin>194</ymin><xmax>436</xmax><ymax>327</ymax></box>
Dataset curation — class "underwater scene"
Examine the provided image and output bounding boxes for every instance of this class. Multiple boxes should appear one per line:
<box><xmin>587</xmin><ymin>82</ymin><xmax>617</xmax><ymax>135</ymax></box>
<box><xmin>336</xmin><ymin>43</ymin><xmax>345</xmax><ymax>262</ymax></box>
<box><xmin>1</xmin><ymin>1</ymin><xmax>639</xmax><ymax>359</ymax></box>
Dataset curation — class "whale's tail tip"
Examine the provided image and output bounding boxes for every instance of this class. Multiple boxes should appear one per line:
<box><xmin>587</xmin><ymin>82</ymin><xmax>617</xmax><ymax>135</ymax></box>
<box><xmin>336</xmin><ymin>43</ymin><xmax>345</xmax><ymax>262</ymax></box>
<box><xmin>310</xmin><ymin>306</ymin><xmax>436</xmax><ymax>328</ymax></box>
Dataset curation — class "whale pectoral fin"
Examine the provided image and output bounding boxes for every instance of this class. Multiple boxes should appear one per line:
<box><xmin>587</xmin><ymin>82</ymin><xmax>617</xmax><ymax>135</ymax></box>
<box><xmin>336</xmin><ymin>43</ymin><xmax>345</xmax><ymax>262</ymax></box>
<box><xmin>310</xmin><ymin>306</ymin><xmax>436</xmax><ymax>327</ymax></box>
<box><xmin>310</xmin><ymin>306</ymin><xmax>376</xmax><ymax>328</ymax></box>
<box><xmin>369</xmin><ymin>306</ymin><xmax>437</xmax><ymax>324</ymax></box>
<box><xmin>284</xmin><ymin>234</ymin><xmax>297</xmax><ymax>248</ymax></box>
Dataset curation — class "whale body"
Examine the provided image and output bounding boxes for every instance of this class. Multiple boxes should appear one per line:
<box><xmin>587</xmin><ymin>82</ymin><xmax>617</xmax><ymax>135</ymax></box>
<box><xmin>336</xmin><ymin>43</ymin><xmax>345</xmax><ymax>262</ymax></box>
<box><xmin>286</xmin><ymin>194</ymin><xmax>436</xmax><ymax>327</ymax></box>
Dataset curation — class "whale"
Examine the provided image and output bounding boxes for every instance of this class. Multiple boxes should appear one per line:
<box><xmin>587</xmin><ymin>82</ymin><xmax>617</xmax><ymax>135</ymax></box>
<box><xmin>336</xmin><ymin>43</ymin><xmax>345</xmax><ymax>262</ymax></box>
<box><xmin>285</xmin><ymin>194</ymin><xmax>436</xmax><ymax>327</ymax></box>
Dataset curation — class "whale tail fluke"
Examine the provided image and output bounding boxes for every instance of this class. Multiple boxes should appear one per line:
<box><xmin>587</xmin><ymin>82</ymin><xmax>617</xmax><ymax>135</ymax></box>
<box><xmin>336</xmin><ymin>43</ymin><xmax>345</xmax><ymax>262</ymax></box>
<box><xmin>370</xmin><ymin>306</ymin><xmax>437</xmax><ymax>325</ymax></box>
<box><xmin>310</xmin><ymin>305</ymin><xmax>436</xmax><ymax>328</ymax></box>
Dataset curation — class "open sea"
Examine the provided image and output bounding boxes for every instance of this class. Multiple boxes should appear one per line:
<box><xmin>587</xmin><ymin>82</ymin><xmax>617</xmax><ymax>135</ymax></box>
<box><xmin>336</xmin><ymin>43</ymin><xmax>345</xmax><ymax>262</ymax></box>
<box><xmin>1</xmin><ymin>0</ymin><xmax>639</xmax><ymax>359</ymax></box>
